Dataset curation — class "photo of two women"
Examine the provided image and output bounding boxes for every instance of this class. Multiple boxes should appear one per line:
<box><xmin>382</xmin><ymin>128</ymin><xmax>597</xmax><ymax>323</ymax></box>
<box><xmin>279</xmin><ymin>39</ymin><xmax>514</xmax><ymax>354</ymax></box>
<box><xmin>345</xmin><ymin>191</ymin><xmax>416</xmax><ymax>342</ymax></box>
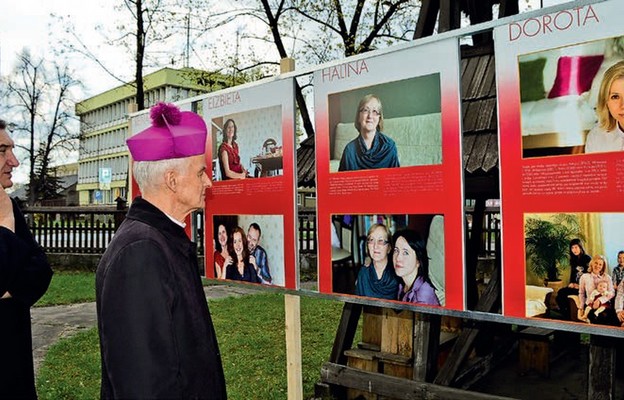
<box><xmin>332</xmin><ymin>213</ymin><xmax>445</xmax><ymax>307</ymax></box>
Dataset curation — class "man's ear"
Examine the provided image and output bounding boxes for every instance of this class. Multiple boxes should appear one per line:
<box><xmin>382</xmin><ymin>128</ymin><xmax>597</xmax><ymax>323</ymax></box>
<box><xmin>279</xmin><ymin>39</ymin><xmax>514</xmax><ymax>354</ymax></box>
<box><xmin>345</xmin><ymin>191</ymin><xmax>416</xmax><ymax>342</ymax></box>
<box><xmin>164</xmin><ymin>169</ymin><xmax>178</xmax><ymax>192</ymax></box>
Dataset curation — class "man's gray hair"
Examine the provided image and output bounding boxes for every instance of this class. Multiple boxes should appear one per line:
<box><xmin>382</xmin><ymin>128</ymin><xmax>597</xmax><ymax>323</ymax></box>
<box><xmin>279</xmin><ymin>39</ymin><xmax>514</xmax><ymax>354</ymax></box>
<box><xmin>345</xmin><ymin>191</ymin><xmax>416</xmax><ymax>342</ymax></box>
<box><xmin>132</xmin><ymin>157</ymin><xmax>189</xmax><ymax>193</ymax></box>
<box><xmin>0</xmin><ymin>119</ymin><xmax>6</xmax><ymax>130</ymax></box>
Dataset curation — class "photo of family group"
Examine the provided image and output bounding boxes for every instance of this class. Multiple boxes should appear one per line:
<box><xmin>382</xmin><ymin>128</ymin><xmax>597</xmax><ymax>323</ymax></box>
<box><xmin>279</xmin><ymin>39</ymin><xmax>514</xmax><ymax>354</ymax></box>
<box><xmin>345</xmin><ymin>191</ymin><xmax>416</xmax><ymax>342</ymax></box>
<box><xmin>327</xmin><ymin>74</ymin><xmax>442</xmax><ymax>173</ymax></box>
<box><xmin>210</xmin><ymin>105</ymin><xmax>284</xmax><ymax>181</ymax></box>
<box><xmin>212</xmin><ymin>214</ymin><xmax>285</xmax><ymax>287</ymax></box>
<box><xmin>331</xmin><ymin>213</ymin><xmax>445</xmax><ymax>306</ymax></box>
<box><xmin>519</xmin><ymin>35</ymin><xmax>624</xmax><ymax>158</ymax></box>
<box><xmin>524</xmin><ymin>212</ymin><xmax>624</xmax><ymax>328</ymax></box>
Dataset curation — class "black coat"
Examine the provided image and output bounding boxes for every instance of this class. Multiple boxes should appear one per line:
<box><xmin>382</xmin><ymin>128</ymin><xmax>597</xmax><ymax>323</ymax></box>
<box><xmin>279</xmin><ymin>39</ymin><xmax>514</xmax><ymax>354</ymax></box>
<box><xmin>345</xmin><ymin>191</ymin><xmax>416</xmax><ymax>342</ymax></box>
<box><xmin>0</xmin><ymin>198</ymin><xmax>53</xmax><ymax>399</ymax></box>
<box><xmin>96</xmin><ymin>197</ymin><xmax>226</xmax><ymax>399</ymax></box>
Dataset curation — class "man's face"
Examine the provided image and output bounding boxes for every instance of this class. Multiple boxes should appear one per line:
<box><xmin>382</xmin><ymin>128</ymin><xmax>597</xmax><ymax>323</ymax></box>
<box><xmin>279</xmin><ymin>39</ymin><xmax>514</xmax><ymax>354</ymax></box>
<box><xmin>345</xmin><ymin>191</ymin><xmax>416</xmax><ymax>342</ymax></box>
<box><xmin>618</xmin><ymin>253</ymin><xmax>624</xmax><ymax>266</ymax></box>
<box><xmin>0</xmin><ymin>129</ymin><xmax>19</xmax><ymax>189</ymax></box>
<box><xmin>175</xmin><ymin>154</ymin><xmax>211</xmax><ymax>214</ymax></box>
<box><xmin>247</xmin><ymin>227</ymin><xmax>260</xmax><ymax>253</ymax></box>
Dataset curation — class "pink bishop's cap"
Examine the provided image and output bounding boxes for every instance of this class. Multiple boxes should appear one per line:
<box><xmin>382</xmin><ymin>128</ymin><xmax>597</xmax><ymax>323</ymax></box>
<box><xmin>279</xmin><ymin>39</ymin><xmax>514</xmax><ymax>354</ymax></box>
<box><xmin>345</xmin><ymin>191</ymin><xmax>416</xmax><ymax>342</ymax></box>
<box><xmin>127</xmin><ymin>102</ymin><xmax>207</xmax><ymax>161</ymax></box>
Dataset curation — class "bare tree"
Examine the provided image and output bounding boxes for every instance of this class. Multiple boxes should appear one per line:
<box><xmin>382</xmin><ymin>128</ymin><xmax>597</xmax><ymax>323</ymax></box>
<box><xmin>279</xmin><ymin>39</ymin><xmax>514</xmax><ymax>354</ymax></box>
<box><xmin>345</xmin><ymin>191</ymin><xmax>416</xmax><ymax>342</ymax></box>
<box><xmin>1</xmin><ymin>50</ymin><xmax>80</xmax><ymax>205</ymax></box>
<box><xmin>53</xmin><ymin>0</ymin><xmax>185</xmax><ymax>111</ymax></box>
<box><xmin>218</xmin><ymin>0</ymin><xmax>418</xmax><ymax>138</ymax></box>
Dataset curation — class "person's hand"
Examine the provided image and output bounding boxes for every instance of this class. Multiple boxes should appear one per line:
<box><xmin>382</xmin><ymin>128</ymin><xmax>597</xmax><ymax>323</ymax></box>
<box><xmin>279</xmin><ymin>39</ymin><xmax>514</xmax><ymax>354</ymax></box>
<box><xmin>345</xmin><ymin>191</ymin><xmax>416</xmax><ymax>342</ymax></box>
<box><xmin>617</xmin><ymin>310</ymin><xmax>624</xmax><ymax>323</ymax></box>
<box><xmin>249</xmin><ymin>255</ymin><xmax>258</xmax><ymax>271</ymax></box>
<box><xmin>224</xmin><ymin>255</ymin><xmax>233</xmax><ymax>267</ymax></box>
<box><xmin>0</xmin><ymin>190</ymin><xmax>15</xmax><ymax>232</ymax></box>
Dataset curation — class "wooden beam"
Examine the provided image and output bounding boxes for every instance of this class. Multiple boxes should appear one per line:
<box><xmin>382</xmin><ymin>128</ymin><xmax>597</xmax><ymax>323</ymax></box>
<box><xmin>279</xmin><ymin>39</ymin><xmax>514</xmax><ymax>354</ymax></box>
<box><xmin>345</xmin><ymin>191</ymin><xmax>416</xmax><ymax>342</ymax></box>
<box><xmin>414</xmin><ymin>0</ymin><xmax>439</xmax><ymax>39</ymax></box>
<box><xmin>454</xmin><ymin>337</ymin><xmax>516</xmax><ymax>389</ymax></box>
<box><xmin>413</xmin><ymin>313</ymin><xmax>441</xmax><ymax>382</ymax></box>
<box><xmin>439</xmin><ymin>0</ymin><xmax>461</xmax><ymax>33</ymax></box>
<box><xmin>320</xmin><ymin>363</ymin><xmax>518</xmax><ymax>400</ymax></box>
<box><xmin>285</xmin><ymin>294</ymin><xmax>303</xmax><ymax>400</ymax></box>
<box><xmin>329</xmin><ymin>302</ymin><xmax>363</xmax><ymax>365</ymax></box>
<box><xmin>466</xmin><ymin>198</ymin><xmax>486</xmax><ymax>309</ymax></box>
<box><xmin>434</xmin><ymin>265</ymin><xmax>501</xmax><ymax>386</ymax></box>
<box><xmin>498</xmin><ymin>0</ymin><xmax>519</xmax><ymax>18</ymax></box>
<box><xmin>588</xmin><ymin>335</ymin><xmax>617</xmax><ymax>400</ymax></box>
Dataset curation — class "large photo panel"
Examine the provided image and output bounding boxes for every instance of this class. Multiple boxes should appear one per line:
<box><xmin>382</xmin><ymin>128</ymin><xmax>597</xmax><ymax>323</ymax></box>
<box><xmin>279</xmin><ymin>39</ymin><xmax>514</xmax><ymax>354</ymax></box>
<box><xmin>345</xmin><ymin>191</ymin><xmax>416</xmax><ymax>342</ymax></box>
<box><xmin>495</xmin><ymin>0</ymin><xmax>624</xmax><ymax>322</ymax></box>
<box><xmin>202</xmin><ymin>79</ymin><xmax>297</xmax><ymax>289</ymax></box>
<box><xmin>314</xmin><ymin>38</ymin><xmax>465</xmax><ymax>311</ymax></box>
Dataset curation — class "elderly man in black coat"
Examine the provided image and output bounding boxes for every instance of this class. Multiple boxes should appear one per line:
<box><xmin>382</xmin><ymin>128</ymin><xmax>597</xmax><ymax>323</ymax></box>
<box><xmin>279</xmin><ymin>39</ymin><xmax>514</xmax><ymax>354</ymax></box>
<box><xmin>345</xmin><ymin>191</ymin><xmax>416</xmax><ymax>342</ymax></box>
<box><xmin>96</xmin><ymin>103</ymin><xmax>226</xmax><ymax>399</ymax></box>
<box><xmin>0</xmin><ymin>120</ymin><xmax>53</xmax><ymax>399</ymax></box>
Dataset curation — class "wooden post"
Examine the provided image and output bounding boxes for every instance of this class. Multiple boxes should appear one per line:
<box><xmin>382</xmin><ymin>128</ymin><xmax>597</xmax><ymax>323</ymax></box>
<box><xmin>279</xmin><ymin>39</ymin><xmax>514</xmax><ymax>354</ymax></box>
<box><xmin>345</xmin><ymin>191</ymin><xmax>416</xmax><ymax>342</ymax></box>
<box><xmin>413</xmin><ymin>313</ymin><xmax>441</xmax><ymax>382</ymax></box>
<box><xmin>588</xmin><ymin>335</ymin><xmax>617</xmax><ymax>400</ymax></box>
<box><xmin>285</xmin><ymin>294</ymin><xmax>303</xmax><ymax>400</ymax></box>
<box><xmin>280</xmin><ymin>56</ymin><xmax>302</xmax><ymax>400</ymax></box>
<box><xmin>280</xmin><ymin>58</ymin><xmax>295</xmax><ymax>74</ymax></box>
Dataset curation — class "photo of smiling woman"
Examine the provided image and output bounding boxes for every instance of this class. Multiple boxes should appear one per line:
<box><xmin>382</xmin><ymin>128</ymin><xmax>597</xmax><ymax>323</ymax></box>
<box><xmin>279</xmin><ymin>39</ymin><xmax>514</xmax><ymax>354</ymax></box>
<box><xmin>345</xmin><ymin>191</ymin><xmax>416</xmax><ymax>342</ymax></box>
<box><xmin>355</xmin><ymin>223</ymin><xmax>399</xmax><ymax>300</ymax></box>
<box><xmin>338</xmin><ymin>94</ymin><xmax>400</xmax><ymax>171</ymax></box>
<box><xmin>392</xmin><ymin>229</ymin><xmax>440</xmax><ymax>306</ymax></box>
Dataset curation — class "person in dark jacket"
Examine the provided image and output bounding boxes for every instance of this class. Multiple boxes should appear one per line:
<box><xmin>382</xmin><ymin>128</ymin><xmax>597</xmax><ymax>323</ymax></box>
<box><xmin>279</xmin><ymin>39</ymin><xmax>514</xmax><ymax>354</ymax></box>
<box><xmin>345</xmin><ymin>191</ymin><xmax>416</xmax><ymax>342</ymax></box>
<box><xmin>0</xmin><ymin>119</ymin><xmax>54</xmax><ymax>399</ymax></box>
<box><xmin>555</xmin><ymin>238</ymin><xmax>592</xmax><ymax>318</ymax></box>
<box><xmin>96</xmin><ymin>103</ymin><xmax>226</xmax><ymax>399</ymax></box>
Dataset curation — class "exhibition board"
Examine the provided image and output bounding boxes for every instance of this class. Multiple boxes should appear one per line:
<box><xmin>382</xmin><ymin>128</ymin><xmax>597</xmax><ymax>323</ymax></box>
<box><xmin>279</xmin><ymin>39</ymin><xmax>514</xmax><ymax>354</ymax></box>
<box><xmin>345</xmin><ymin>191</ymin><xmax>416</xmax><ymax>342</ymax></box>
<box><xmin>495</xmin><ymin>0</ymin><xmax>624</xmax><ymax>330</ymax></box>
<box><xmin>202</xmin><ymin>79</ymin><xmax>297</xmax><ymax>289</ymax></box>
<box><xmin>313</xmin><ymin>38</ymin><xmax>465</xmax><ymax>311</ymax></box>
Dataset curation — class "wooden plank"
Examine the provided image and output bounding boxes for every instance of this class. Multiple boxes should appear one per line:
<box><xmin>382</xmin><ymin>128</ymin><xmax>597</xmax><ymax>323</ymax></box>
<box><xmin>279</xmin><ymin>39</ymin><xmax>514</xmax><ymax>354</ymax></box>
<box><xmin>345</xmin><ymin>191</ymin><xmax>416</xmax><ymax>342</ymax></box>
<box><xmin>439</xmin><ymin>0</ymin><xmax>461</xmax><ymax>33</ymax></box>
<box><xmin>330</xmin><ymin>302</ymin><xmax>363</xmax><ymax>365</ymax></box>
<box><xmin>284</xmin><ymin>293</ymin><xmax>303</xmax><ymax>400</ymax></box>
<box><xmin>588</xmin><ymin>335</ymin><xmax>617</xmax><ymax>400</ymax></box>
<box><xmin>320</xmin><ymin>363</ymin><xmax>518</xmax><ymax>400</ymax></box>
<box><xmin>347</xmin><ymin>350</ymin><xmax>379</xmax><ymax>400</ymax></box>
<box><xmin>413</xmin><ymin>313</ymin><xmax>441</xmax><ymax>382</ymax></box>
<box><xmin>414</xmin><ymin>0</ymin><xmax>439</xmax><ymax>39</ymax></box>
<box><xmin>434</xmin><ymin>260</ymin><xmax>501</xmax><ymax>386</ymax></box>
<box><xmin>381</xmin><ymin>309</ymin><xmax>413</xmax><ymax>357</ymax></box>
<box><xmin>453</xmin><ymin>337</ymin><xmax>516</xmax><ymax>389</ymax></box>
<box><xmin>362</xmin><ymin>306</ymin><xmax>383</xmax><ymax>348</ymax></box>
<box><xmin>498</xmin><ymin>0</ymin><xmax>519</xmax><ymax>18</ymax></box>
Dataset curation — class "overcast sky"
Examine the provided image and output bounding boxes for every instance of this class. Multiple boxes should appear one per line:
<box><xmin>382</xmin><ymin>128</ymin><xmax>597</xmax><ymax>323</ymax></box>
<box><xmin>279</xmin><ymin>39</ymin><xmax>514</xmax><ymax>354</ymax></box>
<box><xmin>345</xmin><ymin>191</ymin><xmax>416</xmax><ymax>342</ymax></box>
<box><xmin>0</xmin><ymin>0</ymin><xmax>127</xmax><ymax>96</ymax></box>
<box><xmin>0</xmin><ymin>0</ymin><xmax>570</xmax><ymax>96</ymax></box>
<box><xmin>0</xmin><ymin>0</ymin><xmax>571</xmax><ymax>185</ymax></box>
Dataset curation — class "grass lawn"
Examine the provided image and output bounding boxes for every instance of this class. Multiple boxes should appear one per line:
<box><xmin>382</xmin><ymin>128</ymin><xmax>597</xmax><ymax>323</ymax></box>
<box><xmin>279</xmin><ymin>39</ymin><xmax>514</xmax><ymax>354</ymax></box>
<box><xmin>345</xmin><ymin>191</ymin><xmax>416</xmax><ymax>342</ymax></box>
<box><xmin>36</xmin><ymin>272</ymin><xmax>223</xmax><ymax>306</ymax></box>
<box><xmin>36</xmin><ymin>293</ymin><xmax>357</xmax><ymax>399</ymax></box>
<box><xmin>36</xmin><ymin>271</ymin><xmax>96</xmax><ymax>306</ymax></box>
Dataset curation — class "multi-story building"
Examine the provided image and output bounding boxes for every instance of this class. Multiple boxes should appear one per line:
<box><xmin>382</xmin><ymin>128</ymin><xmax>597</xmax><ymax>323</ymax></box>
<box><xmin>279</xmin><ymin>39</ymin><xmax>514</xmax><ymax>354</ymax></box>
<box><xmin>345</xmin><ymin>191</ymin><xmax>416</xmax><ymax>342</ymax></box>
<box><xmin>75</xmin><ymin>67</ymin><xmax>232</xmax><ymax>205</ymax></box>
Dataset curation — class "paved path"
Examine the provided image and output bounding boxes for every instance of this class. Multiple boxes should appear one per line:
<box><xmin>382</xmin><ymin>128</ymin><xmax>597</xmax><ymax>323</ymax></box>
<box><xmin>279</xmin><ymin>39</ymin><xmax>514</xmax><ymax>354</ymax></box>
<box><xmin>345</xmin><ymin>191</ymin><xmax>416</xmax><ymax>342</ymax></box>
<box><xmin>31</xmin><ymin>285</ymin><xmax>261</xmax><ymax>373</ymax></box>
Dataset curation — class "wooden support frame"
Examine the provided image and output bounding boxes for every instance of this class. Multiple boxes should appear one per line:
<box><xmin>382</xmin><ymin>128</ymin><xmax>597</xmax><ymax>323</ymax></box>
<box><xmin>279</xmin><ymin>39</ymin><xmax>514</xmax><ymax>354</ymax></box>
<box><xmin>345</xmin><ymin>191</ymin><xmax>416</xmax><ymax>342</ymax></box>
<box><xmin>588</xmin><ymin>335</ymin><xmax>618</xmax><ymax>400</ymax></box>
<box><xmin>321</xmin><ymin>363</ymin><xmax>517</xmax><ymax>400</ymax></box>
<box><xmin>414</xmin><ymin>0</ymin><xmax>440</xmax><ymax>39</ymax></box>
<box><xmin>413</xmin><ymin>313</ymin><xmax>441</xmax><ymax>382</ymax></box>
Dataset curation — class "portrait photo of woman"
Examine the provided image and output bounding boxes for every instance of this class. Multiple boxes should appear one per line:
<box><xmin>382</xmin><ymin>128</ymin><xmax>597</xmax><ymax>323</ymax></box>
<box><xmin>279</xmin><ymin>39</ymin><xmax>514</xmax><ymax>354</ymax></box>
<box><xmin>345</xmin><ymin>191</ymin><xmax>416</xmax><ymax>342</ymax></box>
<box><xmin>355</xmin><ymin>223</ymin><xmax>399</xmax><ymax>300</ymax></box>
<box><xmin>585</xmin><ymin>60</ymin><xmax>624</xmax><ymax>153</ymax></box>
<box><xmin>218</xmin><ymin>119</ymin><xmax>248</xmax><ymax>180</ymax></box>
<box><xmin>338</xmin><ymin>94</ymin><xmax>400</xmax><ymax>172</ymax></box>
